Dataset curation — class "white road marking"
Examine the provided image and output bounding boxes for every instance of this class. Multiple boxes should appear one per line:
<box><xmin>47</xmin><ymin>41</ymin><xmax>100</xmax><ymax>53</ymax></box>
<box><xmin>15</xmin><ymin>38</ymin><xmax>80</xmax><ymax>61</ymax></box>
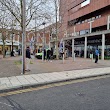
<box><xmin>0</xmin><ymin>102</ymin><xmax>14</xmax><ymax>108</ymax></box>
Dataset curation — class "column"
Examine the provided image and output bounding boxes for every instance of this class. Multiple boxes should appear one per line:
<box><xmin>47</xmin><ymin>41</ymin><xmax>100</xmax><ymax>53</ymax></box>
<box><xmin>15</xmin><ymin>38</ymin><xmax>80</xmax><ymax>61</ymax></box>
<box><xmin>102</xmin><ymin>34</ymin><xmax>105</xmax><ymax>60</ymax></box>
<box><xmin>84</xmin><ymin>37</ymin><xmax>87</xmax><ymax>58</ymax></box>
<box><xmin>88</xmin><ymin>21</ymin><xmax>94</xmax><ymax>33</ymax></box>
<box><xmin>72</xmin><ymin>38</ymin><xmax>75</xmax><ymax>61</ymax></box>
<box><xmin>107</xmin><ymin>15</ymin><xmax>110</xmax><ymax>30</ymax></box>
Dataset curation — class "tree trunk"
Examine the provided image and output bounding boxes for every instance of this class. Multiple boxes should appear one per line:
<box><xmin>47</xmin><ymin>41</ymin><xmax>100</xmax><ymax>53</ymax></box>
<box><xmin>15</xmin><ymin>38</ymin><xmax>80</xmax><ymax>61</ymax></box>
<box><xmin>3</xmin><ymin>40</ymin><xmax>5</xmax><ymax>58</ymax></box>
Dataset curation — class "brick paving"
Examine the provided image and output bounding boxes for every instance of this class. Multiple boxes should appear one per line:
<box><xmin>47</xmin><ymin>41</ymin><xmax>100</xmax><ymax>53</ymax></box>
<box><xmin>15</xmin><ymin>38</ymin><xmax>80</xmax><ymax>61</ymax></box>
<box><xmin>0</xmin><ymin>56</ymin><xmax>21</xmax><ymax>78</ymax></box>
<box><xmin>0</xmin><ymin>55</ymin><xmax>110</xmax><ymax>78</ymax></box>
<box><xmin>25</xmin><ymin>57</ymin><xmax>110</xmax><ymax>74</ymax></box>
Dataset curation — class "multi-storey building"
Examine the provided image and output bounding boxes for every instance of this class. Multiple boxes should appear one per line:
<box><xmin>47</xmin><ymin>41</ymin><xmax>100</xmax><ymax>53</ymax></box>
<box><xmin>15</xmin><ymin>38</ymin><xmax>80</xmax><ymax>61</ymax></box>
<box><xmin>59</xmin><ymin>0</ymin><xmax>110</xmax><ymax>60</ymax></box>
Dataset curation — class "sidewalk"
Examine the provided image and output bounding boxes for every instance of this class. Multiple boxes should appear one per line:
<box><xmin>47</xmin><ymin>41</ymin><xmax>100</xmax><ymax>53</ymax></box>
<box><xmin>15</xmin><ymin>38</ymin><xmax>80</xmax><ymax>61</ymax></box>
<box><xmin>0</xmin><ymin>66</ymin><xmax>110</xmax><ymax>93</ymax></box>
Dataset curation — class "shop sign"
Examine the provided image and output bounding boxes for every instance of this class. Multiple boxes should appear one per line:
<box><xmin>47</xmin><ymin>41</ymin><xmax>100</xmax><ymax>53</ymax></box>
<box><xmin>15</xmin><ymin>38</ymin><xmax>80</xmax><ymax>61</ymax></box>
<box><xmin>75</xmin><ymin>39</ymin><xmax>107</xmax><ymax>45</ymax></box>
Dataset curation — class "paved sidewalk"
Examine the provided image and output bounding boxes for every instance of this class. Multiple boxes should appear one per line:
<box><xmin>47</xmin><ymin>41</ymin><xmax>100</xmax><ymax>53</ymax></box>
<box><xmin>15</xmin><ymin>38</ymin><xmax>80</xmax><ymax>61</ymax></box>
<box><xmin>0</xmin><ymin>67</ymin><xmax>110</xmax><ymax>93</ymax></box>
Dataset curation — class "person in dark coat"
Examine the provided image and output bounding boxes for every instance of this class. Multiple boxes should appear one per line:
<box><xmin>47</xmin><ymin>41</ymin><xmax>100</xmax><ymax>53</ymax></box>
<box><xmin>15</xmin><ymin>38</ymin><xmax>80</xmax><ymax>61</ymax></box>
<box><xmin>44</xmin><ymin>49</ymin><xmax>46</xmax><ymax>60</ymax></box>
<box><xmin>25</xmin><ymin>46</ymin><xmax>31</xmax><ymax>71</ymax></box>
<box><xmin>51</xmin><ymin>48</ymin><xmax>53</xmax><ymax>59</ymax></box>
<box><xmin>47</xmin><ymin>49</ymin><xmax>51</xmax><ymax>61</ymax></box>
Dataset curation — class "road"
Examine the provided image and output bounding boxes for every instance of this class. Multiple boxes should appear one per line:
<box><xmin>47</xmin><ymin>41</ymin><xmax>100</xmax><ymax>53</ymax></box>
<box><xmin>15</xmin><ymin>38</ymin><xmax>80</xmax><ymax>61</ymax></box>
<box><xmin>0</xmin><ymin>76</ymin><xmax>110</xmax><ymax>110</ymax></box>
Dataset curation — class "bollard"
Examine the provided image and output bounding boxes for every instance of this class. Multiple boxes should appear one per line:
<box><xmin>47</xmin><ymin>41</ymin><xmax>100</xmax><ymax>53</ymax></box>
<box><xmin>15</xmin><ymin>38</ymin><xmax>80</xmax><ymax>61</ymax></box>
<box><xmin>63</xmin><ymin>53</ymin><xmax>65</xmax><ymax>63</ymax></box>
<box><xmin>73</xmin><ymin>53</ymin><xmax>75</xmax><ymax>61</ymax></box>
<box><xmin>91</xmin><ymin>54</ymin><xmax>93</xmax><ymax>62</ymax></box>
<box><xmin>98</xmin><ymin>54</ymin><xmax>99</xmax><ymax>60</ymax></box>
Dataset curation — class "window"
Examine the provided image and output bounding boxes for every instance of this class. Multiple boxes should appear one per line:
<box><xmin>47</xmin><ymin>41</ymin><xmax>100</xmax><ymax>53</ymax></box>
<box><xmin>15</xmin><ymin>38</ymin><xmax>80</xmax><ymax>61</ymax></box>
<box><xmin>99</xmin><ymin>15</ymin><xmax>101</xmax><ymax>18</ymax></box>
<box><xmin>80</xmin><ymin>30</ymin><xmax>86</xmax><ymax>35</ymax></box>
<box><xmin>81</xmin><ymin>0</ymin><xmax>90</xmax><ymax>7</ymax></box>
<box><xmin>85</xmin><ymin>19</ymin><xmax>88</xmax><ymax>22</ymax></box>
<box><xmin>82</xmin><ymin>21</ymin><xmax>85</xmax><ymax>23</ymax></box>
<box><xmin>92</xmin><ymin>17</ymin><xmax>95</xmax><ymax>20</ymax></box>
<box><xmin>96</xmin><ymin>16</ymin><xmax>99</xmax><ymax>19</ymax></box>
<box><xmin>85</xmin><ymin>29</ymin><xmax>90</xmax><ymax>34</ymax></box>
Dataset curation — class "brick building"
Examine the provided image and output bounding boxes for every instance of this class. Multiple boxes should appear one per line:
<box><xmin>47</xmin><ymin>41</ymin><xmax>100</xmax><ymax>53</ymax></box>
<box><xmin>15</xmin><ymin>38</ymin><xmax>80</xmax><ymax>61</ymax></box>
<box><xmin>0</xmin><ymin>28</ymin><xmax>21</xmax><ymax>55</ymax></box>
<box><xmin>59</xmin><ymin>0</ymin><xmax>110</xmax><ymax>59</ymax></box>
<box><xmin>0</xmin><ymin>26</ymin><xmax>54</xmax><ymax>55</ymax></box>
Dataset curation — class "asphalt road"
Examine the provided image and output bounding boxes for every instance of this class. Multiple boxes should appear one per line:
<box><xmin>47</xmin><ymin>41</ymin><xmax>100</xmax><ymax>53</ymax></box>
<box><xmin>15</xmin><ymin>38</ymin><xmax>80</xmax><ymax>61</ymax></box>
<box><xmin>0</xmin><ymin>76</ymin><xmax>110</xmax><ymax>110</ymax></box>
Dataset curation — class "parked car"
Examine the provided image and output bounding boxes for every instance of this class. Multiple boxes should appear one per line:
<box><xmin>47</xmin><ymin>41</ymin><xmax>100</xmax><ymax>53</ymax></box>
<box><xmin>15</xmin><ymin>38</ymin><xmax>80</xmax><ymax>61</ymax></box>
<box><xmin>35</xmin><ymin>48</ymin><xmax>55</xmax><ymax>59</ymax></box>
<box><xmin>35</xmin><ymin>52</ymin><xmax>42</xmax><ymax>59</ymax></box>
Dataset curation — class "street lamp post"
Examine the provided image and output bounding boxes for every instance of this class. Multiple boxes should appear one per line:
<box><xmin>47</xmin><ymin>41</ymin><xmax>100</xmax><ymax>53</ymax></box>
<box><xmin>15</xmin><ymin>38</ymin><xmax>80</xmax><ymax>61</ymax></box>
<box><xmin>22</xmin><ymin>0</ymin><xmax>26</xmax><ymax>74</ymax></box>
<box><xmin>42</xmin><ymin>22</ymin><xmax>46</xmax><ymax>61</ymax></box>
<box><xmin>34</xmin><ymin>10</ymin><xmax>37</xmax><ymax>55</ymax></box>
<box><xmin>11</xmin><ymin>18</ymin><xmax>16</xmax><ymax>57</ymax></box>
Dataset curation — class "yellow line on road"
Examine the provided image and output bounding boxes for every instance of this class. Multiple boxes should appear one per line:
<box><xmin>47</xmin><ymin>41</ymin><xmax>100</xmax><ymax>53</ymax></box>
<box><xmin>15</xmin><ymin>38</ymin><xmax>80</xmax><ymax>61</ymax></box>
<box><xmin>0</xmin><ymin>75</ymin><xmax>110</xmax><ymax>97</ymax></box>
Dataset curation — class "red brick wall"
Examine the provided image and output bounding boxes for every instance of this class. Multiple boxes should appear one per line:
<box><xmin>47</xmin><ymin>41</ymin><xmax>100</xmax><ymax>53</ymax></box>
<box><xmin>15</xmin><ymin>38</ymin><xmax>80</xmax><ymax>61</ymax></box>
<box><xmin>59</xmin><ymin>0</ymin><xmax>110</xmax><ymax>38</ymax></box>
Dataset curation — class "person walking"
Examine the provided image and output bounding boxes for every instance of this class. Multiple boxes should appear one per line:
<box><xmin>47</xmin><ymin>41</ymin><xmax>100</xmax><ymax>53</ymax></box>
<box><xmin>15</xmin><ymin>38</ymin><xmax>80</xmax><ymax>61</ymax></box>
<box><xmin>47</xmin><ymin>49</ymin><xmax>51</xmax><ymax>61</ymax></box>
<box><xmin>44</xmin><ymin>49</ymin><xmax>46</xmax><ymax>61</ymax></box>
<box><xmin>25</xmin><ymin>46</ymin><xmax>31</xmax><ymax>71</ymax></box>
<box><xmin>95</xmin><ymin>48</ymin><xmax>99</xmax><ymax>63</ymax></box>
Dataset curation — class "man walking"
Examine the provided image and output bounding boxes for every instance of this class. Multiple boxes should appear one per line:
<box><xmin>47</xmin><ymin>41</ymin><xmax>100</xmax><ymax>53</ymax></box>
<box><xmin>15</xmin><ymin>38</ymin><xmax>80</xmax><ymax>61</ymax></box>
<box><xmin>95</xmin><ymin>48</ymin><xmax>99</xmax><ymax>63</ymax></box>
<box><xmin>26</xmin><ymin>46</ymin><xmax>31</xmax><ymax>71</ymax></box>
<box><xmin>47</xmin><ymin>49</ymin><xmax>51</xmax><ymax>61</ymax></box>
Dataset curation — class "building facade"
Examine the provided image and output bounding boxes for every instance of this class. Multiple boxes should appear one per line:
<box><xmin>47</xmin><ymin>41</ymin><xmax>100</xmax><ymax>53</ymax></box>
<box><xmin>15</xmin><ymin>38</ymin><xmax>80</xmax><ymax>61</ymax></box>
<box><xmin>0</xmin><ymin>29</ymin><xmax>21</xmax><ymax>55</ymax></box>
<box><xmin>59</xmin><ymin>0</ymin><xmax>110</xmax><ymax>60</ymax></box>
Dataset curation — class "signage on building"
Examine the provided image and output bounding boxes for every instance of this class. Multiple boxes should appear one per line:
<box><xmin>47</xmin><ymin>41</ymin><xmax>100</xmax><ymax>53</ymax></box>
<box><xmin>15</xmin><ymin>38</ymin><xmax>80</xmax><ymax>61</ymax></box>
<box><xmin>75</xmin><ymin>39</ymin><xmax>107</xmax><ymax>45</ymax></box>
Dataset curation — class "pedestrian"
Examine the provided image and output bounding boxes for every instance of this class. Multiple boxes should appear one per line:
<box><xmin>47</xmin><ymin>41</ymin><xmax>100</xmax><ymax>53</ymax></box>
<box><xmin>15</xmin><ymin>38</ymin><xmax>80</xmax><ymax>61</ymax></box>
<box><xmin>25</xmin><ymin>46</ymin><xmax>31</xmax><ymax>71</ymax></box>
<box><xmin>38</xmin><ymin>48</ymin><xmax>40</xmax><ymax>53</ymax></box>
<box><xmin>18</xmin><ymin>49</ymin><xmax>20</xmax><ymax>56</ymax></box>
<box><xmin>47</xmin><ymin>49</ymin><xmax>51</xmax><ymax>61</ymax></box>
<box><xmin>95</xmin><ymin>48</ymin><xmax>99</xmax><ymax>63</ymax></box>
<box><xmin>5</xmin><ymin>49</ymin><xmax>7</xmax><ymax>56</ymax></box>
<box><xmin>50</xmin><ymin>48</ymin><xmax>53</xmax><ymax>59</ymax></box>
<box><xmin>44</xmin><ymin>49</ymin><xmax>46</xmax><ymax>61</ymax></box>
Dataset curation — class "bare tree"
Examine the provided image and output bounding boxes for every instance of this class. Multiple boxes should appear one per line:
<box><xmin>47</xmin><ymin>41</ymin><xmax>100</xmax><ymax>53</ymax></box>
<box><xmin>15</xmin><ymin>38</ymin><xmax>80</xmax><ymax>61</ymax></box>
<box><xmin>0</xmin><ymin>5</ymin><xmax>12</xmax><ymax>58</ymax></box>
<box><xmin>44</xmin><ymin>0</ymin><xmax>67</xmax><ymax>59</ymax></box>
<box><xmin>0</xmin><ymin>0</ymin><xmax>49</xmax><ymax>32</ymax></box>
<box><xmin>43</xmin><ymin>0</ymin><xmax>60</xmax><ymax>59</ymax></box>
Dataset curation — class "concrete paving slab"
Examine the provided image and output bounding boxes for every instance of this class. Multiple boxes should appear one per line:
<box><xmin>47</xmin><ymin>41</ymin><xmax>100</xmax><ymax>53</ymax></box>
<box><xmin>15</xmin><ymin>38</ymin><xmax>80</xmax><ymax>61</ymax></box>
<box><xmin>0</xmin><ymin>77</ymin><xmax>12</xmax><ymax>87</ymax></box>
<box><xmin>43</xmin><ymin>73</ymin><xmax>62</xmax><ymax>81</ymax></box>
<box><xmin>8</xmin><ymin>76</ymin><xmax>22</xmax><ymax>87</ymax></box>
<box><xmin>0</xmin><ymin>84</ymin><xmax>8</xmax><ymax>90</ymax></box>
<box><xmin>37</xmin><ymin>74</ymin><xmax>52</xmax><ymax>82</ymax></box>
<box><xmin>0</xmin><ymin>67</ymin><xmax>110</xmax><ymax>93</ymax></box>
<box><xmin>16</xmin><ymin>76</ymin><xmax>30</xmax><ymax>85</ymax></box>
<box><xmin>31</xmin><ymin>74</ymin><xmax>46</xmax><ymax>83</ymax></box>
<box><xmin>24</xmin><ymin>75</ymin><xmax>38</xmax><ymax>84</ymax></box>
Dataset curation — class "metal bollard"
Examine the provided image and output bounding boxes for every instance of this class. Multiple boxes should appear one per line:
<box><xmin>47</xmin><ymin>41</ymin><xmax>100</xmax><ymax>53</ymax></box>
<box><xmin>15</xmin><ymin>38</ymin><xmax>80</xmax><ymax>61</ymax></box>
<box><xmin>73</xmin><ymin>53</ymin><xmax>75</xmax><ymax>61</ymax></box>
<box><xmin>91</xmin><ymin>54</ymin><xmax>93</xmax><ymax>62</ymax></box>
<box><xmin>63</xmin><ymin>53</ymin><xmax>65</xmax><ymax>63</ymax></box>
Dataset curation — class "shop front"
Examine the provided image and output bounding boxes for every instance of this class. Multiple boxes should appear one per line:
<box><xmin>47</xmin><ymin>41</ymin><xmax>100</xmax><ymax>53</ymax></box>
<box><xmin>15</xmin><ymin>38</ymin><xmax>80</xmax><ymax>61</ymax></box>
<box><xmin>64</xmin><ymin>31</ymin><xmax>110</xmax><ymax>60</ymax></box>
